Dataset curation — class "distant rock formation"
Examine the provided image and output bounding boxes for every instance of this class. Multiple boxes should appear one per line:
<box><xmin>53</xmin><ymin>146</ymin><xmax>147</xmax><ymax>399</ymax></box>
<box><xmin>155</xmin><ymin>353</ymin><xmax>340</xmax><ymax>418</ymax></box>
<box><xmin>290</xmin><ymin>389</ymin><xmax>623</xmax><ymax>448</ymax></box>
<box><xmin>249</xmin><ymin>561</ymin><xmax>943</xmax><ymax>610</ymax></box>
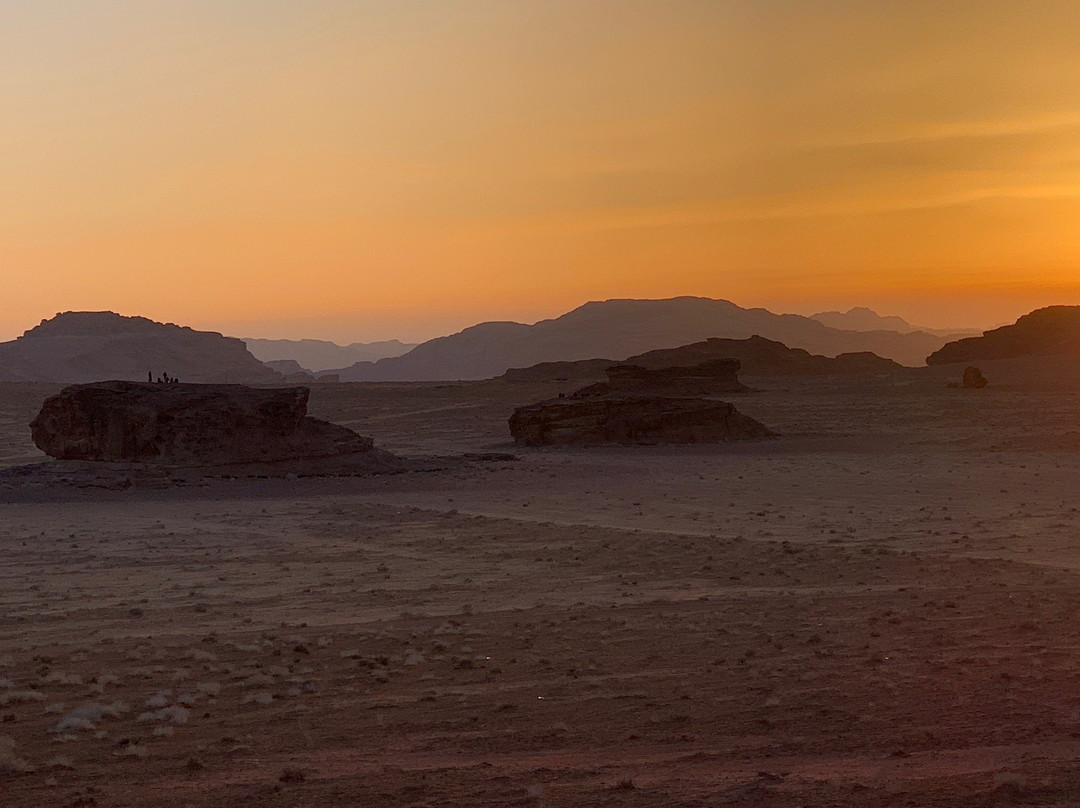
<box><xmin>810</xmin><ymin>307</ymin><xmax>973</xmax><ymax>338</ymax></box>
<box><xmin>500</xmin><ymin>335</ymin><xmax>903</xmax><ymax>383</ymax></box>
<box><xmin>626</xmin><ymin>336</ymin><xmax>903</xmax><ymax>376</ymax></box>
<box><xmin>962</xmin><ymin>367</ymin><xmax>988</xmax><ymax>389</ymax></box>
<box><xmin>508</xmin><ymin>357</ymin><xmax>771</xmax><ymax>446</ymax></box>
<box><xmin>264</xmin><ymin>359</ymin><xmax>317</xmax><ymax>382</ymax></box>
<box><xmin>244</xmin><ymin>337</ymin><xmax>416</xmax><ymax>372</ymax></box>
<box><xmin>0</xmin><ymin>312</ymin><xmax>281</xmax><ymax>384</ymax></box>
<box><xmin>508</xmin><ymin>397</ymin><xmax>772</xmax><ymax>447</ymax></box>
<box><xmin>327</xmin><ymin>297</ymin><xmax>954</xmax><ymax>381</ymax></box>
<box><xmin>811</xmin><ymin>307</ymin><xmax>919</xmax><ymax>333</ymax></box>
<box><xmin>927</xmin><ymin>307</ymin><xmax>1080</xmax><ymax>365</ymax></box>
<box><xmin>30</xmin><ymin>381</ymin><xmax>397</xmax><ymax>468</ymax></box>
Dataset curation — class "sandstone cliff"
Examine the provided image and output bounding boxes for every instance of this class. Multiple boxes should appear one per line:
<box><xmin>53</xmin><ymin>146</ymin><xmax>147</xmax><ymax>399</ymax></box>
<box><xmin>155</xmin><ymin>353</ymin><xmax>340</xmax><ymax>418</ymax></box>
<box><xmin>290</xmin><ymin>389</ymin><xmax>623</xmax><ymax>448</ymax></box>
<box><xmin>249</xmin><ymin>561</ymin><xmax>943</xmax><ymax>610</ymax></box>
<box><xmin>30</xmin><ymin>381</ymin><xmax>395</xmax><ymax>468</ymax></box>
<box><xmin>927</xmin><ymin>307</ymin><xmax>1080</xmax><ymax>365</ymax></box>
<box><xmin>508</xmin><ymin>357</ymin><xmax>771</xmax><ymax>446</ymax></box>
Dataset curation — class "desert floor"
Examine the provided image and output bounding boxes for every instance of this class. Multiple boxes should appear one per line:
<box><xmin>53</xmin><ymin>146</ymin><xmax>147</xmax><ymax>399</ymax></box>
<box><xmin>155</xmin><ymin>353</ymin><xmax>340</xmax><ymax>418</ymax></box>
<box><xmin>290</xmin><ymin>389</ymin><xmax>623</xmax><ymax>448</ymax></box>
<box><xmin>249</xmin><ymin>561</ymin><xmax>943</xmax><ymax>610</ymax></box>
<box><xmin>5</xmin><ymin>374</ymin><xmax>1080</xmax><ymax>806</ymax></box>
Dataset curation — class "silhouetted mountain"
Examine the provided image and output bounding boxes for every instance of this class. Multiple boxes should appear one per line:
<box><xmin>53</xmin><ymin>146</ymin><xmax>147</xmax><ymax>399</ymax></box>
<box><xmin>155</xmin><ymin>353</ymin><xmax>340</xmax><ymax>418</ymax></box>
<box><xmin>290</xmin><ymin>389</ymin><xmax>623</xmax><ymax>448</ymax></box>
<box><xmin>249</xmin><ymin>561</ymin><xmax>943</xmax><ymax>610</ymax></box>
<box><xmin>627</xmin><ymin>336</ymin><xmax>903</xmax><ymax>375</ymax></box>
<box><xmin>927</xmin><ymin>306</ymin><xmax>1080</xmax><ymax>365</ymax></box>
<box><xmin>328</xmin><ymin>297</ymin><xmax>947</xmax><ymax>381</ymax></box>
<box><xmin>502</xmin><ymin>335</ymin><xmax>903</xmax><ymax>382</ymax></box>
<box><xmin>244</xmin><ymin>338</ymin><xmax>415</xmax><ymax>371</ymax></box>
<box><xmin>0</xmin><ymin>311</ymin><xmax>281</xmax><ymax>384</ymax></box>
<box><xmin>811</xmin><ymin>307</ymin><xmax>977</xmax><ymax>338</ymax></box>
<box><xmin>810</xmin><ymin>306</ymin><xmax>913</xmax><ymax>333</ymax></box>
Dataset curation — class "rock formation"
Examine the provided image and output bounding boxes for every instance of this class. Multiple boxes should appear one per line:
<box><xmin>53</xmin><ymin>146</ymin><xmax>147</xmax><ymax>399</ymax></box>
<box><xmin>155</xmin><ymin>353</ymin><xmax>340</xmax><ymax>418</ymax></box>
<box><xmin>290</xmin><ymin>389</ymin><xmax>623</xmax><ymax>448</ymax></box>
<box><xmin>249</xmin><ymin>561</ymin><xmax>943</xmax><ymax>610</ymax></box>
<box><xmin>244</xmin><ymin>337</ymin><xmax>416</xmax><ymax>372</ymax></box>
<box><xmin>500</xmin><ymin>335</ymin><xmax>904</xmax><ymax>384</ymax></box>
<box><xmin>508</xmin><ymin>396</ymin><xmax>772</xmax><ymax>447</ymax></box>
<box><xmin>962</xmin><ymin>367</ymin><xmax>988</xmax><ymax>389</ymax></box>
<box><xmin>626</xmin><ymin>336</ymin><xmax>903</xmax><ymax>376</ymax></box>
<box><xmin>927</xmin><ymin>306</ymin><xmax>1080</xmax><ymax>365</ymax></box>
<box><xmin>264</xmin><ymin>359</ymin><xmax>317</xmax><ymax>383</ymax></box>
<box><xmin>508</xmin><ymin>357</ymin><xmax>771</xmax><ymax>446</ymax></box>
<box><xmin>327</xmin><ymin>297</ymin><xmax>954</xmax><ymax>381</ymax></box>
<box><xmin>30</xmin><ymin>381</ymin><xmax>394</xmax><ymax>467</ymax></box>
<box><xmin>0</xmin><ymin>311</ymin><xmax>281</xmax><ymax>384</ymax></box>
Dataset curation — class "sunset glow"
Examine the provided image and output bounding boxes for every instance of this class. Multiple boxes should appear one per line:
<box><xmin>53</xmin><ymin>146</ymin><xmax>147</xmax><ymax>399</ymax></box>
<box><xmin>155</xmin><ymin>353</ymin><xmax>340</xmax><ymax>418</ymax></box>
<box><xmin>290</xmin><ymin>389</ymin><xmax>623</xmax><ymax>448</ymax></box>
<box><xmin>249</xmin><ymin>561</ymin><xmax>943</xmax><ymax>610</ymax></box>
<box><xmin>4</xmin><ymin>1</ymin><xmax>1080</xmax><ymax>341</ymax></box>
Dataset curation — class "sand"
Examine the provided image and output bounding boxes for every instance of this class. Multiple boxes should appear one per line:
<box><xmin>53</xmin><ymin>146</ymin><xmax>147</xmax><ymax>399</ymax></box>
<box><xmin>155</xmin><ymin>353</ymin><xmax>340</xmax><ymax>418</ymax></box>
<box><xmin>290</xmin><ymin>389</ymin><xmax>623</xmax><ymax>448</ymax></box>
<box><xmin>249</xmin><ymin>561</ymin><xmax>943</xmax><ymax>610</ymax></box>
<box><xmin>4</xmin><ymin>373</ymin><xmax>1080</xmax><ymax>806</ymax></box>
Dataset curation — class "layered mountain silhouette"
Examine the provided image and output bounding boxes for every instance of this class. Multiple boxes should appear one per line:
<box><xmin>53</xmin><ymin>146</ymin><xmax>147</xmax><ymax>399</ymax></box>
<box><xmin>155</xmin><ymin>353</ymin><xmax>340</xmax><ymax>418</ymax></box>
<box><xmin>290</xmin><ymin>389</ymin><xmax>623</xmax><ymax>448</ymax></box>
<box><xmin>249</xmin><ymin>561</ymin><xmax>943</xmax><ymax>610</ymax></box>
<box><xmin>503</xmin><ymin>335</ymin><xmax>903</xmax><ymax>382</ymax></box>
<box><xmin>628</xmin><ymin>336</ymin><xmax>903</xmax><ymax>375</ymax></box>
<box><xmin>244</xmin><ymin>337</ymin><xmax>415</xmax><ymax>372</ymax></box>
<box><xmin>810</xmin><ymin>306</ymin><xmax>972</xmax><ymax>338</ymax></box>
<box><xmin>0</xmin><ymin>312</ymin><xmax>280</xmax><ymax>384</ymax></box>
<box><xmin>326</xmin><ymin>297</ymin><xmax>959</xmax><ymax>381</ymax></box>
<box><xmin>927</xmin><ymin>306</ymin><xmax>1080</xmax><ymax>365</ymax></box>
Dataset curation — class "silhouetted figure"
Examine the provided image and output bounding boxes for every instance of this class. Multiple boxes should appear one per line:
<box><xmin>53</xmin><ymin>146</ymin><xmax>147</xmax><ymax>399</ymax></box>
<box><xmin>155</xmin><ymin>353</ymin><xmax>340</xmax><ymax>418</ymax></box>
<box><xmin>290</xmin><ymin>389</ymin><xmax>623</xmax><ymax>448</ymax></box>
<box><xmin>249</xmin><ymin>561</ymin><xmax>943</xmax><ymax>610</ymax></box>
<box><xmin>148</xmin><ymin>371</ymin><xmax>153</xmax><ymax>383</ymax></box>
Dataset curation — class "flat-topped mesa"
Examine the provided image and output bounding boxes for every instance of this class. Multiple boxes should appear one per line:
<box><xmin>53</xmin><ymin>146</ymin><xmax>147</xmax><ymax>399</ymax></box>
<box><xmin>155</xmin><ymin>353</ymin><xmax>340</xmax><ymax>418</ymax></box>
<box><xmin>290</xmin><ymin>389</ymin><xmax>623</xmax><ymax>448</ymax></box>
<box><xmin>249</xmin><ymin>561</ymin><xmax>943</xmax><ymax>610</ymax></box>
<box><xmin>508</xmin><ymin>396</ymin><xmax>772</xmax><ymax>447</ymax></box>
<box><xmin>30</xmin><ymin>381</ymin><xmax>377</xmax><ymax>465</ymax></box>
<box><xmin>508</xmin><ymin>355</ymin><xmax>772</xmax><ymax>447</ymax></box>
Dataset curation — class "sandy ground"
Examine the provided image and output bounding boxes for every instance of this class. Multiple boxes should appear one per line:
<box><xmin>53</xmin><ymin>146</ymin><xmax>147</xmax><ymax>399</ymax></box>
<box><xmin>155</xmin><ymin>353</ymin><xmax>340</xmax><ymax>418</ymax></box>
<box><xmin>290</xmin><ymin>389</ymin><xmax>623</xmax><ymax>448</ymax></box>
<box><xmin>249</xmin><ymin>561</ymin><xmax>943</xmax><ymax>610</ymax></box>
<box><xmin>5</xmin><ymin>373</ymin><xmax>1080</xmax><ymax>806</ymax></box>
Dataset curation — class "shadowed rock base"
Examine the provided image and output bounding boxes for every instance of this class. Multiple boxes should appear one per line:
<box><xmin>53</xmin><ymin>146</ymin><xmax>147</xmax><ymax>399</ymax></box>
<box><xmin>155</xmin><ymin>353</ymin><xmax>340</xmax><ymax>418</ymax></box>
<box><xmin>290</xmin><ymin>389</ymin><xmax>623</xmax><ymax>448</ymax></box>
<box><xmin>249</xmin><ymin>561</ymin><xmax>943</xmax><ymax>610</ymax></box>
<box><xmin>30</xmin><ymin>381</ymin><xmax>397</xmax><ymax>469</ymax></box>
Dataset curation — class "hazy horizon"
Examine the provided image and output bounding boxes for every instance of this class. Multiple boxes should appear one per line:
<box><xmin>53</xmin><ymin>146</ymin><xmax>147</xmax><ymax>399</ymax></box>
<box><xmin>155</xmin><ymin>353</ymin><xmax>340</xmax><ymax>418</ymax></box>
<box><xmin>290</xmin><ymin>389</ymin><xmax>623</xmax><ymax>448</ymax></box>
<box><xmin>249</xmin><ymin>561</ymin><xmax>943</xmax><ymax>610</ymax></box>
<box><xmin>0</xmin><ymin>294</ymin><xmax>1027</xmax><ymax>347</ymax></box>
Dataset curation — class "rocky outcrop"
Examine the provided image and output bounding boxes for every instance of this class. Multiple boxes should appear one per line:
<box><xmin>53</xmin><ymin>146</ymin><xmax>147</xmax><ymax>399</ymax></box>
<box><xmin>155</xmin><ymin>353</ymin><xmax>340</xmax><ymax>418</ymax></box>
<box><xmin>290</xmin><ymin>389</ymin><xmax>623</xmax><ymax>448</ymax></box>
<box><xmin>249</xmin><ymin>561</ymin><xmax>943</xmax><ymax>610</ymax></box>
<box><xmin>508</xmin><ymin>357</ymin><xmax>771</xmax><ymax>446</ymax></box>
<box><xmin>30</xmin><ymin>381</ymin><xmax>393</xmax><ymax>467</ymax></box>
<box><xmin>508</xmin><ymin>396</ymin><xmax>772</xmax><ymax>446</ymax></box>
<box><xmin>0</xmin><ymin>311</ymin><xmax>281</xmax><ymax>384</ymax></box>
<box><xmin>962</xmin><ymin>367</ymin><xmax>988</xmax><ymax>389</ymax></box>
<box><xmin>927</xmin><ymin>307</ymin><xmax>1080</xmax><ymax>365</ymax></box>
<box><xmin>499</xmin><ymin>336</ymin><xmax>903</xmax><ymax>384</ymax></box>
<box><xmin>627</xmin><ymin>336</ymin><xmax>903</xmax><ymax>376</ymax></box>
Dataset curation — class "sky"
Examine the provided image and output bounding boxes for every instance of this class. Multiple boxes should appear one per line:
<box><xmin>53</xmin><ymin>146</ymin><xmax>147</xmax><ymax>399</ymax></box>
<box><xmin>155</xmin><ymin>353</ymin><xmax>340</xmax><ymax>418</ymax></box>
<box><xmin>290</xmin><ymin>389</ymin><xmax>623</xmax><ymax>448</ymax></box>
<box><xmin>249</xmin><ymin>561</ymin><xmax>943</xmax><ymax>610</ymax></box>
<box><xmin>3</xmin><ymin>1</ymin><xmax>1080</xmax><ymax>343</ymax></box>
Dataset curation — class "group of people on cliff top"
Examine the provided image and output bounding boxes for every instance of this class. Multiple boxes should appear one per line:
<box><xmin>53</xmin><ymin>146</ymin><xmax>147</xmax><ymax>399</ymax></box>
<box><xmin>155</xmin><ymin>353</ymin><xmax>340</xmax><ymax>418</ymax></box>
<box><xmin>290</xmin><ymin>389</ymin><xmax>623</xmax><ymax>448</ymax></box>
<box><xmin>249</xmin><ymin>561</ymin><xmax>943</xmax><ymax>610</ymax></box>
<box><xmin>148</xmin><ymin>371</ymin><xmax>179</xmax><ymax>384</ymax></box>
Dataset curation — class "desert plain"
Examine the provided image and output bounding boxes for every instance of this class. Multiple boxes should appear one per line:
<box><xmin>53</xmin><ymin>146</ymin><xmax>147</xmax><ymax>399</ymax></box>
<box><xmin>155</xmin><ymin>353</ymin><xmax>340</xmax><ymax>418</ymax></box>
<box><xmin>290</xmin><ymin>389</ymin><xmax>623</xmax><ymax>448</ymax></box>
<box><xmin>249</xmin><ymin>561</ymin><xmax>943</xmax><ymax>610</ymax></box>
<box><xmin>4</xmin><ymin>369</ymin><xmax>1080</xmax><ymax>806</ymax></box>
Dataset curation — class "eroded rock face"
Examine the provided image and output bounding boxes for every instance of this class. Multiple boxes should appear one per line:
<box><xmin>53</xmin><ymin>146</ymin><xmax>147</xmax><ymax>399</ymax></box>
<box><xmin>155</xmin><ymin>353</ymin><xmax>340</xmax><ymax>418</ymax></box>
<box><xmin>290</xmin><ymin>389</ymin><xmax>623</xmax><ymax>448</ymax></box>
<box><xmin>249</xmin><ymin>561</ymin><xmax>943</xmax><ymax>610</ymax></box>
<box><xmin>30</xmin><ymin>381</ymin><xmax>376</xmax><ymax>465</ymax></box>
<box><xmin>508</xmin><ymin>397</ymin><xmax>772</xmax><ymax>446</ymax></box>
<box><xmin>508</xmin><ymin>356</ymin><xmax>773</xmax><ymax>447</ymax></box>
<box><xmin>927</xmin><ymin>306</ymin><xmax>1080</xmax><ymax>365</ymax></box>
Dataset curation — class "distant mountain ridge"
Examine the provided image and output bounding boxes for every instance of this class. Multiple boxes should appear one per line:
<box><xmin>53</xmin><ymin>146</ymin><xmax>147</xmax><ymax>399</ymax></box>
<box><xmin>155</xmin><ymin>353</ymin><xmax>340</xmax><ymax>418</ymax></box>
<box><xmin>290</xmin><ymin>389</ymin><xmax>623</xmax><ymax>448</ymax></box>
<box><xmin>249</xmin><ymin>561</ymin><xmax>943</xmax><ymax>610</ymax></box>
<box><xmin>0</xmin><ymin>311</ymin><xmax>280</xmax><ymax>384</ymax></box>
<box><xmin>326</xmin><ymin>297</ymin><xmax>960</xmax><ymax>381</ymax></box>
<box><xmin>244</xmin><ymin>337</ymin><xmax>415</xmax><ymax>372</ymax></box>
<box><xmin>627</xmin><ymin>336</ymin><xmax>904</xmax><ymax>375</ymax></box>
<box><xmin>503</xmin><ymin>335</ymin><xmax>904</xmax><ymax>381</ymax></box>
<box><xmin>809</xmin><ymin>306</ymin><xmax>972</xmax><ymax>338</ymax></box>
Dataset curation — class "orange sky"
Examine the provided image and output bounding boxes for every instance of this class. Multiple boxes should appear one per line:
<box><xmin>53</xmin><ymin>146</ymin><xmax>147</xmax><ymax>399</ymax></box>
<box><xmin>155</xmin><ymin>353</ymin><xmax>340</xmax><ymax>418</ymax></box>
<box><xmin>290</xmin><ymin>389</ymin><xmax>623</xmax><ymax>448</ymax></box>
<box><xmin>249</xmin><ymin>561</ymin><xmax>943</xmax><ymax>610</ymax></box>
<box><xmin>3</xmin><ymin>1</ymin><xmax>1080</xmax><ymax>343</ymax></box>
